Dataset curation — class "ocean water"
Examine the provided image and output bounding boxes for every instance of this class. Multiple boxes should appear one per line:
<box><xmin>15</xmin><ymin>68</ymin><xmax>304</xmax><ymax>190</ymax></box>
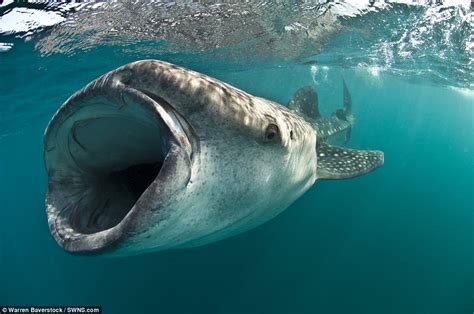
<box><xmin>0</xmin><ymin>1</ymin><xmax>473</xmax><ymax>314</ymax></box>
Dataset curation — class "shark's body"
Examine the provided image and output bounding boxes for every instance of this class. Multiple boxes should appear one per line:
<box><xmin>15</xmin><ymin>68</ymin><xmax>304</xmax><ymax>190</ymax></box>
<box><xmin>44</xmin><ymin>60</ymin><xmax>383</xmax><ymax>256</ymax></box>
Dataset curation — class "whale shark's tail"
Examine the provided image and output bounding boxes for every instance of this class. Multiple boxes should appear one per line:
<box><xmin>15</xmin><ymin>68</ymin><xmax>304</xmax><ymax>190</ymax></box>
<box><xmin>288</xmin><ymin>79</ymin><xmax>354</xmax><ymax>143</ymax></box>
<box><xmin>337</xmin><ymin>79</ymin><xmax>352</xmax><ymax>143</ymax></box>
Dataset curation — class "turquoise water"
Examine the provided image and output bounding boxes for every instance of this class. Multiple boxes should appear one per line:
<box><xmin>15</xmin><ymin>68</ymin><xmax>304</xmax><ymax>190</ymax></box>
<box><xmin>1</xmin><ymin>2</ymin><xmax>473</xmax><ymax>313</ymax></box>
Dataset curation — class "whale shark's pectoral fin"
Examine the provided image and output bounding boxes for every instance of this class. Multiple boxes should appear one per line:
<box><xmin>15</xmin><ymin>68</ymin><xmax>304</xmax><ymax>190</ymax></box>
<box><xmin>316</xmin><ymin>142</ymin><xmax>384</xmax><ymax>180</ymax></box>
<box><xmin>288</xmin><ymin>85</ymin><xmax>321</xmax><ymax>120</ymax></box>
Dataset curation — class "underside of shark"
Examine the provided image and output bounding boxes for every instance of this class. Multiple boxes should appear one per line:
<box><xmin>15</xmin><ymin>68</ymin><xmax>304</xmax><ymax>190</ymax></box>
<box><xmin>43</xmin><ymin>60</ymin><xmax>383</xmax><ymax>256</ymax></box>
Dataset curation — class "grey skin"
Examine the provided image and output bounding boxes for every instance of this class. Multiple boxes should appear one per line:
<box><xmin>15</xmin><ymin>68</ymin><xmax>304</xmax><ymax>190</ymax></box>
<box><xmin>44</xmin><ymin>60</ymin><xmax>383</xmax><ymax>256</ymax></box>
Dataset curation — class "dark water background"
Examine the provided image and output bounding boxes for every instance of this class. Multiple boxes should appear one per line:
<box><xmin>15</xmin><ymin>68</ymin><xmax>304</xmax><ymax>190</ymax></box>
<box><xmin>1</xmin><ymin>1</ymin><xmax>473</xmax><ymax>313</ymax></box>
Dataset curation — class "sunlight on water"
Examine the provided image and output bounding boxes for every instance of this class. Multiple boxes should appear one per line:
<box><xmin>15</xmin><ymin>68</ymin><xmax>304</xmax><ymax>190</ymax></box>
<box><xmin>450</xmin><ymin>86</ymin><xmax>474</xmax><ymax>98</ymax></box>
<box><xmin>365</xmin><ymin>65</ymin><xmax>383</xmax><ymax>77</ymax></box>
<box><xmin>310</xmin><ymin>64</ymin><xmax>330</xmax><ymax>85</ymax></box>
<box><xmin>1</xmin><ymin>0</ymin><xmax>472</xmax><ymax>88</ymax></box>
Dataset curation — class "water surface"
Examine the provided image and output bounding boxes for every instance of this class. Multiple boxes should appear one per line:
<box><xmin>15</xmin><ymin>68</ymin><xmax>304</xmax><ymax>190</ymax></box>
<box><xmin>0</xmin><ymin>1</ymin><xmax>473</xmax><ymax>313</ymax></box>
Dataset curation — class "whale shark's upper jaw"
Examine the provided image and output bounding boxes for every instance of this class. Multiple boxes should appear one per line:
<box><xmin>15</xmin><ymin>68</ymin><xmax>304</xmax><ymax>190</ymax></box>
<box><xmin>44</xmin><ymin>73</ymin><xmax>195</xmax><ymax>254</ymax></box>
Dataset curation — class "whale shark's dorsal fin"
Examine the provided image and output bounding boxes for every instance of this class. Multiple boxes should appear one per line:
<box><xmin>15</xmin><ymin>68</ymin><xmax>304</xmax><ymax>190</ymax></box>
<box><xmin>288</xmin><ymin>85</ymin><xmax>321</xmax><ymax>120</ymax></box>
<box><xmin>316</xmin><ymin>142</ymin><xmax>384</xmax><ymax>179</ymax></box>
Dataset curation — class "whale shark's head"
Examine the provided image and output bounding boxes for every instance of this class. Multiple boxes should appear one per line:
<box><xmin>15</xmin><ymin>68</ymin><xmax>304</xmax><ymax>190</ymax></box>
<box><xmin>44</xmin><ymin>60</ymin><xmax>324</xmax><ymax>255</ymax></box>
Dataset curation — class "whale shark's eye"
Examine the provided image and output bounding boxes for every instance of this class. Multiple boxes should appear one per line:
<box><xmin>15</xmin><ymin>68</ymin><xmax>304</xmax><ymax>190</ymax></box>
<box><xmin>265</xmin><ymin>123</ymin><xmax>280</xmax><ymax>142</ymax></box>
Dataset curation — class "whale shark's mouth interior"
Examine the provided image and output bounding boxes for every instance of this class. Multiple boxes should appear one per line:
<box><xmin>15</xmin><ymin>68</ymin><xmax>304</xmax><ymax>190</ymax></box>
<box><xmin>67</xmin><ymin>115</ymin><xmax>168</xmax><ymax>234</ymax></box>
<box><xmin>45</xmin><ymin>92</ymin><xmax>177</xmax><ymax>239</ymax></box>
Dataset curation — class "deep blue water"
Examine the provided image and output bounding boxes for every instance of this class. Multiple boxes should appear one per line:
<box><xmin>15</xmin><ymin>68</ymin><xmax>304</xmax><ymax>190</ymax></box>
<box><xmin>1</xmin><ymin>2</ymin><xmax>473</xmax><ymax>313</ymax></box>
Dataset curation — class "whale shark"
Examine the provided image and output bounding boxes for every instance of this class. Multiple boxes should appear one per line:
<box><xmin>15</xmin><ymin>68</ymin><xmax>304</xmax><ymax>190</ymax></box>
<box><xmin>44</xmin><ymin>60</ymin><xmax>383</xmax><ymax>255</ymax></box>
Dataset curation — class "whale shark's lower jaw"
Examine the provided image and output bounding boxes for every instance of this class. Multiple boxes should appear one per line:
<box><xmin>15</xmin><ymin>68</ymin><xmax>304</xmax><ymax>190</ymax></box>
<box><xmin>44</xmin><ymin>75</ymin><xmax>193</xmax><ymax>254</ymax></box>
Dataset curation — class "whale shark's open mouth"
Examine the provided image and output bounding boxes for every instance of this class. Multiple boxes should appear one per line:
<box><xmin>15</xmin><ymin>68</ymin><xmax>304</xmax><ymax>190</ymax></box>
<box><xmin>44</xmin><ymin>81</ymin><xmax>194</xmax><ymax>253</ymax></box>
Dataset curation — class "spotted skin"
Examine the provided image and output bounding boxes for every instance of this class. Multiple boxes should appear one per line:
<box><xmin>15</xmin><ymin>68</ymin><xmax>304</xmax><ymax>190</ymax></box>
<box><xmin>316</xmin><ymin>142</ymin><xmax>383</xmax><ymax>179</ymax></box>
<box><xmin>312</xmin><ymin>115</ymin><xmax>352</xmax><ymax>140</ymax></box>
<box><xmin>44</xmin><ymin>60</ymin><xmax>383</xmax><ymax>255</ymax></box>
<box><xmin>118</xmin><ymin>60</ymin><xmax>315</xmax><ymax>149</ymax></box>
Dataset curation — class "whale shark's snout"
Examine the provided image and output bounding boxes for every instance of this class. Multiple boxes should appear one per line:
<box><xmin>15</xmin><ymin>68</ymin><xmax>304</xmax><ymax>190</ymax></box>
<box><xmin>44</xmin><ymin>72</ymin><xmax>195</xmax><ymax>254</ymax></box>
<box><xmin>44</xmin><ymin>60</ymin><xmax>383</xmax><ymax>256</ymax></box>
